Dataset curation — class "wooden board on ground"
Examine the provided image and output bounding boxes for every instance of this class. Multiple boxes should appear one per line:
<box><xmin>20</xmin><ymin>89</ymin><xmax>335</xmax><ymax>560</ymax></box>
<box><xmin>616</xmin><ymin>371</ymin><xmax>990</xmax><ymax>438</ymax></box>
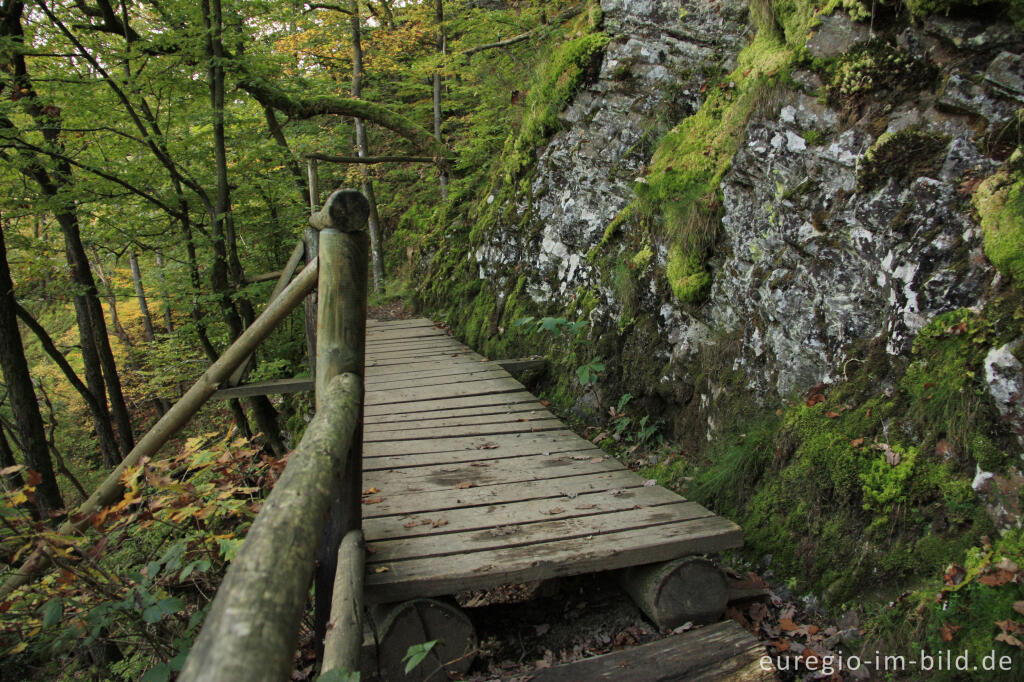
<box><xmin>362</xmin><ymin>318</ymin><xmax>744</xmax><ymax>604</ymax></box>
<box><xmin>515</xmin><ymin>621</ymin><xmax>773</xmax><ymax>681</ymax></box>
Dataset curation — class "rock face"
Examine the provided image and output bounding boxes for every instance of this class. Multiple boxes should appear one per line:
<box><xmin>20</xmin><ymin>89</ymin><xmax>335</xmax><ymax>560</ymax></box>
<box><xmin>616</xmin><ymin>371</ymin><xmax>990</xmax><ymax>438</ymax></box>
<box><xmin>474</xmin><ymin>0</ymin><xmax>750</xmax><ymax>301</ymax></box>
<box><xmin>468</xmin><ymin>2</ymin><xmax>1023</xmax><ymax>445</ymax></box>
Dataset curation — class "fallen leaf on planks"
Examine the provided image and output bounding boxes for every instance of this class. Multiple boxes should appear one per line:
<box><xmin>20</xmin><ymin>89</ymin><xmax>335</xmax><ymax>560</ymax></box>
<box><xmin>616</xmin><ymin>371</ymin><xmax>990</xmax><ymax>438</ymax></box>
<box><xmin>454</xmin><ymin>481</ymin><xmax>476</xmax><ymax>489</ymax></box>
<box><xmin>576</xmin><ymin>504</ymin><xmax>597</xmax><ymax>510</ymax></box>
<box><xmin>477</xmin><ymin>442</ymin><xmax>499</xmax><ymax>450</ymax></box>
<box><xmin>362</xmin><ymin>487</ymin><xmax>379</xmax><ymax>495</ymax></box>
<box><xmin>470</xmin><ymin>462</ymin><xmax>490</xmax><ymax>467</ymax></box>
<box><xmin>547</xmin><ymin>507</ymin><xmax>565</xmax><ymax>514</ymax></box>
<box><xmin>374</xmin><ymin>566</ymin><xmax>390</xmax><ymax>573</ymax></box>
<box><xmin>403</xmin><ymin>521</ymin><xmax>419</xmax><ymax>528</ymax></box>
<box><xmin>590</xmin><ymin>456</ymin><xmax>605</xmax><ymax>463</ymax></box>
<box><xmin>363</xmin><ymin>497</ymin><xmax>383</xmax><ymax>505</ymax></box>
<box><xmin>432</xmin><ymin>519</ymin><xmax>449</xmax><ymax>528</ymax></box>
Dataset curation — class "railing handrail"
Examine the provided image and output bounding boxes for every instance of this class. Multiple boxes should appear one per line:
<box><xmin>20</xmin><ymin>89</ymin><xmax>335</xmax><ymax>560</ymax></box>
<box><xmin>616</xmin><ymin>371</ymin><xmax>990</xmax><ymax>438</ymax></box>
<box><xmin>180</xmin><ymin>189</ymin><xmax>372</xmax><ymax>681</ymax></box>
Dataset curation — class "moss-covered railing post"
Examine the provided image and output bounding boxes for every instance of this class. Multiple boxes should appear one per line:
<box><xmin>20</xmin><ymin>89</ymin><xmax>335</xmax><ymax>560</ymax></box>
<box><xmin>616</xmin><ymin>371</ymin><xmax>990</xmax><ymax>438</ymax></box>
<box><xmin>309</xmin><ymin>189</ymin><xmax>371</xmax><ymax>662</ymax></box>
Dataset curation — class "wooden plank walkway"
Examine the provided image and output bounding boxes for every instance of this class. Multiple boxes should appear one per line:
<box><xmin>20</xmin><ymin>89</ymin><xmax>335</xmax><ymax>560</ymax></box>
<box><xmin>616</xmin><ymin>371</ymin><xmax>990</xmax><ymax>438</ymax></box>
<box><xmin>362</xmin><ymin>318</ymin><xmax>743</xmax><ymax>603</ymax></box>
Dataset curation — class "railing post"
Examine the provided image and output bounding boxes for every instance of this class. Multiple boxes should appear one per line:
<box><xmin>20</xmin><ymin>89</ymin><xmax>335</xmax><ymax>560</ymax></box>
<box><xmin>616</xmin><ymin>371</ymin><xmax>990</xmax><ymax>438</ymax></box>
<box><xmin>310</xmin><ymin>188</ymin><xmax>370</xmax><ymax>663</ymax></box>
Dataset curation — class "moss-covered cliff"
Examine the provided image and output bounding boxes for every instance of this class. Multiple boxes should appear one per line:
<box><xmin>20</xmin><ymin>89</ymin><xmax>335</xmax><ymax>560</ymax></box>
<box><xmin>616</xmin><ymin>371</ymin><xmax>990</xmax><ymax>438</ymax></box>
<box><xmin>380</xmin><ymin>0</ymin><xmax>1024</xmax><ymax>673</ymax></box>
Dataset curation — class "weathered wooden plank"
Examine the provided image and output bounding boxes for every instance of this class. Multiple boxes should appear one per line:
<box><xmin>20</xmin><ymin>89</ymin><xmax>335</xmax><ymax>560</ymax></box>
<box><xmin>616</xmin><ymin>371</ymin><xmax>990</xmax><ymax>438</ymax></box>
<box><xmin>365</xmin><ymin>376</ymin><xmax>524</xmax><ymax>405</ymax></box>
<box><xmin>366</xmin><ymin>326</ymin><xmax>448</xmax><ymax>341</ymax></box>
<box><xmin>365</xmin><ymin>402</ymin><xmax>542</xmax><ymax>425</ymax></box>
<box><xmin>368</xmin><ymin>502</ymin><xmax>712</xmax><ymax>563</ymax></box>
<box><xmin>211</xmin><ymin>376</ymin><xmax>313</xmax><ymax>400</ymax></box>
<box><xmin>364</xmin><ymin>391</ymin><xmax>537</xmax><ymax>415</ymax></box>
<box><xmin>365</xmin><ymin>450</ymin><xmax>624</xmax><ymax>492</ymax></box>
<box><xmin>363</xmin><ymin>417</ymin><xmax>564</xmax><ymax>442</ymax></box>
<box><xmin>365</xmin><ymin>357</ymin><xmax>493</xmax><ymax>377</ymax></box>
<box><xmin>363</xmin><ymin>444</ymin><xmax>597</xmax><ymax>472</ymax></box>
<box><xmin>363</xmin><ymin>485</ymin><xmax>685</xmax><ymax>540</ymax></box>
<box><xmin>367</xmin><ymin>318</ymin><xmax>437</xmax><ymax>330</ymax></box>
<box><xmin>363</xmin><ymin>391</ymin><xmax>539</xmax><ymax>418</ymax></box>
<box><xmin>366</xmin><ymin>342</ymin><xmax>470</xmax><ymax>359</ymax></box>
<box><xmin>366</xmin><ymin>352</ymin><xmax>484</xmax><ymax>369</ymax></box>
<box><xmin>364</xmin><ymin>407</ymin><xmax>552</xmax><ymax>431</ymax></box>
<box><xmin>521</xmin><ymin>621</ymin><xmax>771</xmax><ymax>682</ymax></box>
<box><xmin>363</xmin><ymin>430</ymin><xmax>583</xmax><ymax>458</ymax></box>
<box><xmin>365</xmin><ymin>336</ymin><xmax>466</xmax><ymax>351</ymax></box>
<box><xmin>367</xmin><ymin>368</ymin><xmax>508</xmax><ymax>390</ymax></box>
<box><xmin>365</xmin><ymin>516</ymin><xmax>744</xmax><ymax>603</ymax></box>
<box><xmin>362</xmin><ymin>470</ymin><xmax>642</xmax><ymax>518</ymax></box>
<box><xmin>368</xmin><ymin>367</ymin><xmax>499</xmax><ymax>386</ymax></box>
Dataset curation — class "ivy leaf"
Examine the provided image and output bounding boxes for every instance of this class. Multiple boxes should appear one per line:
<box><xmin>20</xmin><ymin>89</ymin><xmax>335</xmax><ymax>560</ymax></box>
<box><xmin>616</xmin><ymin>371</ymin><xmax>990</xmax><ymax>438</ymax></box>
<box><xmin>402</xmin><ymin>640</ymin><xmax>438</xmax><ymax>674</ymax></box>
<box><xmin>40</xmin><ymin>598</ymin><xmax>63</xmax><ymax>627</ymax></box>
<box><xmin>142</xmin><ymin>597</ymin><xmax>183</xmax><ymax>624</ymax></box>
<box><xmin>179</xmin><ymin>558</ymin><xmax>212</xmax><ymax>582</ymax></box>
<box><xmin>140</xmin><ymin>663</ymin><xmax>171</xmax><ymax>682</ymax></box>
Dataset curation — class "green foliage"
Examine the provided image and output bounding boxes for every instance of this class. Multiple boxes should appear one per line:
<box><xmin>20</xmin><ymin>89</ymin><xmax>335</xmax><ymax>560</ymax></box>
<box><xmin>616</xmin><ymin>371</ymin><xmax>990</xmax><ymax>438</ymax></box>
<box><xmin>514</xmin><ymin>316</ymin><xmax>604</xmax><ymax>386</ymax></box>
<box><xmin>0</xmin><ymin>434</ymin><xmax>277</xmax><ymax>679</ymax></box>
<box><xmin>402</xmin><ymin>639</ymin><xmax>438</xmax><ymax>674</ymax></box>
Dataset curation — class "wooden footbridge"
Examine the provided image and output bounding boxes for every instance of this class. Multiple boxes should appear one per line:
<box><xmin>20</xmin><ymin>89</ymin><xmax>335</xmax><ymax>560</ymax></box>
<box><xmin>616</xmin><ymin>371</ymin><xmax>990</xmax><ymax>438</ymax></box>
<box><xmin>2</xmin><ymin>189</ymin><xmax>769</xmax><ymax>680</ymax></box>
<box><xmin>360</xmin><ymin>317</ymin><xmax>743</xmax><ymax>601</ymax></box>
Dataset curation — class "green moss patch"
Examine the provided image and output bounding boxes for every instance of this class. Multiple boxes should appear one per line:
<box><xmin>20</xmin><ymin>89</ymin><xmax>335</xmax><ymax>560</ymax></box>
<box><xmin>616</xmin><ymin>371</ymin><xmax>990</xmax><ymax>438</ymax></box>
<box><xmin>501</xmin><ymin>32</ymin><xmax>610</xmax><ymax>184</ymax></box>
<box><xmin>974</xmin><ymin>149</ymin><xmax>1024</xmax><ymax>285</ymax></box>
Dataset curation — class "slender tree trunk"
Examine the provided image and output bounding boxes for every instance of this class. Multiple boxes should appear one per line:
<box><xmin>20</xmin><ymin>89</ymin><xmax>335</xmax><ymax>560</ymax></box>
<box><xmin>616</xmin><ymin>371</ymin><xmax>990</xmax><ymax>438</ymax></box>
<box><xmin>92</xmin><ymin>251</ymin><xmax>131</xmax><ymax>346</ymax></box>
<box><xmin>154</xmin><ymin>251</ymin><xmax>174</xmax><ymax>333</ymax></box>
<box><xmin>62</xmin><ymin>223</ymin><xmax>136</xmax><ymax>458</ymax></box>
<box><xmin>129</xmin><ymin>251</ymin><xmax>170</xmax><ymax>414</ymax></box>
<box><xmin>129</xmin><ymin>251</ymin><xmax>157</xmax><ymax>342</ymax></box>
<box><xmin>204</xmin><ymin>0</ymin><xmax>282</xmax><ymax>455</ymax></box>
<box><xmin>433</xmin><ymin>0</ymin><xmax>448</xmax><ymax>199</ymax></box>
<box><xmin>14</xmin><ymin>302</ymin><xmax>121</xmax><ymax>467</ymax></box>
<box><xmin>350</xmin><ymin>0</ymin><xmax>385</xmax><ymax>293</ymax></box>
<box><xmin>0</xmin><ymin>222</ymin><xmax>62</xmax><ymax>514</ymax></box>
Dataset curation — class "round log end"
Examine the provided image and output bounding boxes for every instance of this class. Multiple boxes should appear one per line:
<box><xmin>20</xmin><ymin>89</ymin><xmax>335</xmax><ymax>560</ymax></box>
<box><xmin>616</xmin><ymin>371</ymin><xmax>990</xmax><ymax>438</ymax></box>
<box><xmin>620</xmin><ymin>556</ymin><xmax>728</xmax><ymax>630</ymax></box>
<box><xmin>310</xmin><ymin>189</ymin><xmax>370</xmax><ymax>233</ymax></box>
<box><xmin>370</xmin><ymin>598</ymin><xmax>476</xmax><ymax>681</ymax></box>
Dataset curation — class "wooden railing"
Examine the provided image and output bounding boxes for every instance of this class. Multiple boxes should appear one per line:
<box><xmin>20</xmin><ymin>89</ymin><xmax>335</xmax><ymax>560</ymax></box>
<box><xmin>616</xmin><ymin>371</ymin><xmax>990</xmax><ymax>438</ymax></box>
<box><xmin>179</xmin><ymin>189</ymin><xmax>371</xmax><ymax>681</ymax></box>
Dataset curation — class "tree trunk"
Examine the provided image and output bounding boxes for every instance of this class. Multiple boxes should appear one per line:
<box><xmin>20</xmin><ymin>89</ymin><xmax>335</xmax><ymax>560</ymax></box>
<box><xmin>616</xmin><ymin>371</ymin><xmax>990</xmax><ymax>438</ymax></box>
<box><xmin>154</xmin><ymin>251</ymin><xmax>174</xmax><ymax>333</ymax></box>
<box><xmin>14</xmin><ymin>302</ymin><xmax>121</xmax><ymax>468</ymax></box>
<box><xmin>0</xmin><ymin>223</ymin><xmax>62</xmax><ymax>514</ymax></box>
<box><xmin>129</xmin><ymin>251</ymin><xmax>157</xmax><ymax>343</ymax></box>
<box><xmin>92</xmin><ymin>251</ymin><xmax>131</xmax><ymax>347</ymax></box>
<box><xmin>129</xmin><ymin>251</ymin><xmax>170</xmax><ymax>415</ymax></box>
<box><xmin>350</xmin><ymin>0</ymin><xmax>385</xmax><ymax>294</ymax></box>
<box><xmin>203</xmin><ymin>0</ymin><xmax>283</xmax><ymax>456</ymax></box>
